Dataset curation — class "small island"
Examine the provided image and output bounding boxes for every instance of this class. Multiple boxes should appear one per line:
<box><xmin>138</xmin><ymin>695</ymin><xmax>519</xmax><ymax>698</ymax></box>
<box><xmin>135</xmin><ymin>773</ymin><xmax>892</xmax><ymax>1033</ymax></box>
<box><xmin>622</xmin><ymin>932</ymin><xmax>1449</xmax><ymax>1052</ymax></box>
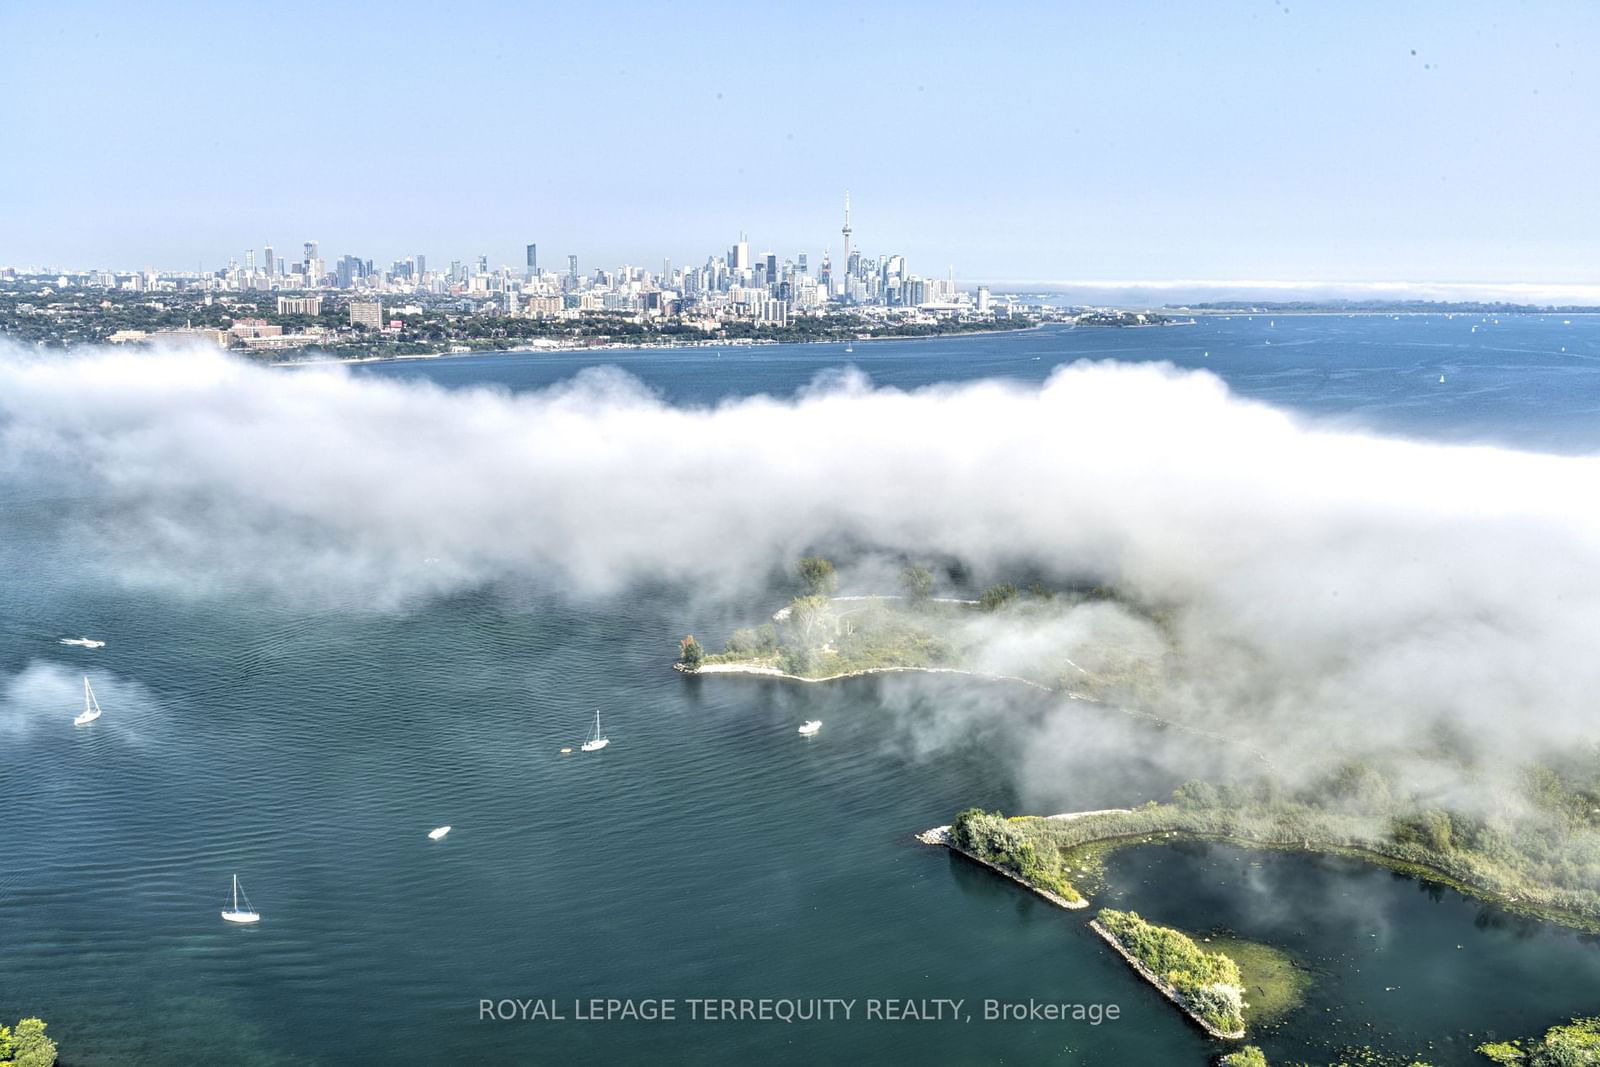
<box><xmin>1091</xmin><ymin>908</ymin><xmax>1247</xmax><ymax>1039</ymax></box>
<box><xmin>1219</xmin><ymin>1048</ymin><xmax>1268</xmax><ymax>1067</ymax></box>
<box><xmin>675</xmin><ymin>557</ymin><xmax>1163</xmax><ymax>701</ymax></box>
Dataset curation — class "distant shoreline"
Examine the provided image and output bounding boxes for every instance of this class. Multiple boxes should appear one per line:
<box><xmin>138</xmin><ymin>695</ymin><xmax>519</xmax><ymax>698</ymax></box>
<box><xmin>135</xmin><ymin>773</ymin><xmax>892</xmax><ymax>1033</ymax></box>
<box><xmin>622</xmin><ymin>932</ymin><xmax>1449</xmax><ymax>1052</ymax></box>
<box><xmin>272</xmin><ymin>322</ymin><xmax>1048</xmax><ymax>368</ymax></box>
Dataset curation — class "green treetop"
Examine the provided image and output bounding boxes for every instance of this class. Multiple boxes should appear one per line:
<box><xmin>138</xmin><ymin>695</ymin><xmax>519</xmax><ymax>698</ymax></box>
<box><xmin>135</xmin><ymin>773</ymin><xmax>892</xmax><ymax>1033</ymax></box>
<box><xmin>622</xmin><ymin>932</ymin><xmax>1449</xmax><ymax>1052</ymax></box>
<box><xmin>0</xmin><ymin>1018</ymin><xmax>58</xmax><ymax>1067</ymax></box>
<box><xmin>796</xmin><ymin>556</ymin><xmax>838</xmax><ymax>596</ymax></box>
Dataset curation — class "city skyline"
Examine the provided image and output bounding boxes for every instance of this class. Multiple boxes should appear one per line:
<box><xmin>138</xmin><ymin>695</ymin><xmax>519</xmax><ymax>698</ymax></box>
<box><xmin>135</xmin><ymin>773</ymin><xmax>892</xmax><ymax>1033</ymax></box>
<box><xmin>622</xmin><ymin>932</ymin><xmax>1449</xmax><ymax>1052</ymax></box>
<box><xmin>2</xmin><ymin>2</ymin><xmax>1597</xmax><ymax>285</ymax></box>
<box><xmin>2</xmin><ymin>192</ymin><xmax>910</xmax><ymax>281</ymax></box>
<box><xmin>19</xmin><ymin>193</ymin><xmax>988</xmax><ymax>314</ymax></box>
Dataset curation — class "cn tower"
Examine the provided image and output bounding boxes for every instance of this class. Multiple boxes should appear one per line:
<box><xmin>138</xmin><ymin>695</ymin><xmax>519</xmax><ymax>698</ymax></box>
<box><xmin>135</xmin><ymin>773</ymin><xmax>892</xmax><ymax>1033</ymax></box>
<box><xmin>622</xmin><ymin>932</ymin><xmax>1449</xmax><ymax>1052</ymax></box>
<box><xmin>840</xmin><ymin>192</ymin><xmax>852</xmax><ymax>271</ymax></box>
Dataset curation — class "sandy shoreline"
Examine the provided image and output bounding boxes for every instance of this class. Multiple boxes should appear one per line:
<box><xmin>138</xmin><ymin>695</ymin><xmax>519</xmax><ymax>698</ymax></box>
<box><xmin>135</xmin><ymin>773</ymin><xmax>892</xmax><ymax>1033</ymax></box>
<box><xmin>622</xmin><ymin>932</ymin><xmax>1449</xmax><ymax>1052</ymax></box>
<box><xmin>681</xmin><ymin>657</ymin><xmax>1268</xmax><ymax>765</ymax></box>
<box><xmin>681</xmin><ymin>661</ymin><xmax>1056</xmax><ymax>691</ymax></box>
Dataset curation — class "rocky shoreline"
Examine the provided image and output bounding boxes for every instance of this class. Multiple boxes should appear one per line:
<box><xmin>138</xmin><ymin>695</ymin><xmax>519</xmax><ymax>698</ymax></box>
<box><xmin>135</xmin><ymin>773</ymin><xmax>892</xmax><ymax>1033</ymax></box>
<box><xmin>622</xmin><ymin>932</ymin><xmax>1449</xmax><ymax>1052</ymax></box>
<box><xmin>914</xmin><ymin>825</ymin><xmax>1088</xmax><ymax>910</ymax></box>
<box><xmin>1088</xmin><ymin>919</ymin><xmax>1246</xmax><ymax>1041</ymax></box>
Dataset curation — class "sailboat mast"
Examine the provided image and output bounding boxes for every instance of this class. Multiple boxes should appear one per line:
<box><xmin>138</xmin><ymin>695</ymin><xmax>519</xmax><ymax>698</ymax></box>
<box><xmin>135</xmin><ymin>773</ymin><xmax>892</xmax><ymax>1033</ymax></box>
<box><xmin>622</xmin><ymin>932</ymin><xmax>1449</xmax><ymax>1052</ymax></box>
<box><xmin>233</xmin><ymin>874</ymin><xmax>239</xmax><ymax>912</ymax></box>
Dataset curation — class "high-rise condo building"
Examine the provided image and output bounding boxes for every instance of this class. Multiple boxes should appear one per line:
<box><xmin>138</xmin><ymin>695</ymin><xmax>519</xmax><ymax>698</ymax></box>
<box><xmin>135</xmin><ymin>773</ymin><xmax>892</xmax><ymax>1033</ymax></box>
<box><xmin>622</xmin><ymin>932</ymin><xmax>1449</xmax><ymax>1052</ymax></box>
<box><xmin>349</xmin><ymin>301</ymin><xmax>383</xmax><ymax>329</ymax></box>
<box><xmin>277</xmin><ymin>295</ymin><xmax>322</xmax><ymax>316</ymax></box>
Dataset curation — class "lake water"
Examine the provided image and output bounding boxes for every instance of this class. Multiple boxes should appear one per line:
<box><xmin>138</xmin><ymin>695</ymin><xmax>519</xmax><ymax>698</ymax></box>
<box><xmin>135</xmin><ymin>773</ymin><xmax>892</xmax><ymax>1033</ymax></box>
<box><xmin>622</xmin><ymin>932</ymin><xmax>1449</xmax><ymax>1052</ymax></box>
<box><xmin>4</xmin><ymin>314</ymin><xmax>1598</xmax><ymax>1065</ymax></box>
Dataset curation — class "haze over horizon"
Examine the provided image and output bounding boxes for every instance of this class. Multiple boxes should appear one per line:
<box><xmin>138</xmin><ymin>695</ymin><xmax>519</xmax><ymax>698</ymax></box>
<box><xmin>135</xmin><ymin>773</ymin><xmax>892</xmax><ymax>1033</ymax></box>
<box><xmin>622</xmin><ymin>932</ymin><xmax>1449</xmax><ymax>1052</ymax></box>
<box><xmin>2</xmin><ymin>0</ymin><xmax>1596</xmax><ymax>287</ymax></box>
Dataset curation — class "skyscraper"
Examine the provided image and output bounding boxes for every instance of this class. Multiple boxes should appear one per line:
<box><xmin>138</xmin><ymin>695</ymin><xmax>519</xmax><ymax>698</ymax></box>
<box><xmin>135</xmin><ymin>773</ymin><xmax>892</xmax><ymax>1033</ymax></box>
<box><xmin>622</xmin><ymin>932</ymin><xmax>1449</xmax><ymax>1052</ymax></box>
<box><xmin>526</xmin><ymin>244</ymin><xmax>538</xmax><ymax>277</ymax></box>
<box><xmin>730</xmin><ymin>234</ymin><xmax>750</xmax><ymax>271</ymax></box>
<box><xmin>303</xmin><ymin>241</ymin><xmax>321</xmax><ymax>287</ymax></box>
<box><xmin>263</xmin><ymin>244</ymin><xmax>274</xmax><ymax>277</ymax></box>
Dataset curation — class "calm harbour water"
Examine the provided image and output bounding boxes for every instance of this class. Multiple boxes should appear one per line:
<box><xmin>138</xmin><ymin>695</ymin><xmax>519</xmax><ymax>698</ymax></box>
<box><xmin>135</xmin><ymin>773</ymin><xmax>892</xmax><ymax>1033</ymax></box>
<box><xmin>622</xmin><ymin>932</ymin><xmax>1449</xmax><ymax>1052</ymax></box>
<box><xmin>3</xmin><ymin>314</ymin><xmax>1599</xmax><ymax>1065</ymax></box>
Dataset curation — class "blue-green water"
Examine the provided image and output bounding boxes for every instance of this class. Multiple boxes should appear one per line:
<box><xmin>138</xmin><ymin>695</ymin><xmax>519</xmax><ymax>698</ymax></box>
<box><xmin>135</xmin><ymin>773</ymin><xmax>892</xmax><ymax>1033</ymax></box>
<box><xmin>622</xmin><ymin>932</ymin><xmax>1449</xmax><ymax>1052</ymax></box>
<box><xmin>355</xmin><ymin>314</ymin><xmax>1600</xmax><ymax>453</ymax></box>
<box><xmin>5</xmin><ymin>315</ymin><xmax>1600</xmax><ymax>1065</ymax></box>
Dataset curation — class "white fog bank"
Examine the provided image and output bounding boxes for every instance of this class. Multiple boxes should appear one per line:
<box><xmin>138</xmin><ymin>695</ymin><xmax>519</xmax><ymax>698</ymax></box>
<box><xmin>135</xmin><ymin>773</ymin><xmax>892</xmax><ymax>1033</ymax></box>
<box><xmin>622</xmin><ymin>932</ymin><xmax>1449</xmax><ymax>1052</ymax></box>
<box><xmin>3</xmin><ymin>343</ymin><xmax>1598</xmax><ymax>772</ymax></box>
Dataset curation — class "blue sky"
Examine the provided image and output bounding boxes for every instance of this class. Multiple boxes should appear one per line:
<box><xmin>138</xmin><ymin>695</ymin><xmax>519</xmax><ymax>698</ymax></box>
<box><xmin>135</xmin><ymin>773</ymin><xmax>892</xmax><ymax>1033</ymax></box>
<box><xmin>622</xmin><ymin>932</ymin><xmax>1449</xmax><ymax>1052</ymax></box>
<box><xmin>1</xmin><ymin>0</ymin><xmax>1596</xmax><ymax>287</ymax></box>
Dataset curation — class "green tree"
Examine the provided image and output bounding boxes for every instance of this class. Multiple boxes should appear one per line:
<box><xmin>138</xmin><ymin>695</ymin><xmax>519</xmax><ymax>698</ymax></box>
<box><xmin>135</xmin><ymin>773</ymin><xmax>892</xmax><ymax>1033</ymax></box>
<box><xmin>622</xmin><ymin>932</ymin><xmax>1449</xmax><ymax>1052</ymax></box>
<box><xmin>900</xmin><ymin>565</ymin><xmax>934</xmax><ymax>603</ymax></box>
<box><xmin>979</xmin><ymin>582</ymin><xmax>1018</xmax><ymax>611</ymax></box>
<box><xmin>1220</xmin><ymin>1047</ymin><xmax>1267</xmax><ymax>1067</ymax></box>
<box><xmin>8</xmin><ymin>1018</ymin><xmax>57</xmax><ymax>1067</ymax></box>
<box><xmin>754</xmin><ymin>623</ymin><xmax>780</xmax><ymax>653</ymax></box>
<box><xmin>797</xmin><ymin>556</ymin><xmax>838</xmax><ymax>596</ymax></box>
<box><xmin>724</xmin><ymin>628</ymin><xmax>758</xmax><ymax>656</ymax></box>
<box><xmin>678</xmin><ymin>635</ymin><xmax>704</xmax><ymax>670</ymax></box>
<box><xmin>786</xmin><ymin>595</ymin><xmax>835</xmax><ymax>648</ymax></box>
<box><xmin>781</xmin><ymin>645</ymin><xmax>816</xmax><ymax>675</ymax></box>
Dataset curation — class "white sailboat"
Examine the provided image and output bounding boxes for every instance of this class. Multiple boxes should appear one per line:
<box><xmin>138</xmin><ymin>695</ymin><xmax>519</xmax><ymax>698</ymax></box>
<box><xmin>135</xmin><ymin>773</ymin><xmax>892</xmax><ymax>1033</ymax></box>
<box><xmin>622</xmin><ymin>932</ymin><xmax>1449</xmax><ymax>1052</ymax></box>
<box><xmin>428</xmin><ymin>826</ymin><xmax>451</xmax><ymax>840</ymax></box>
<box><xmin>580</xmin><ymin>709</ymin><xmax>610</xmax><ymax>751</ymax></box>
<box><xmin>74</xmin><ymin>676</ymin><xmax>103</xmax><ymax>726</ymax></box>
<box><xmin>60</xmin><ymin>637</ymin><xmax>106</xmax><ymax>649</ymax></box>
<box><xmin>220</xmin><ymin>874</ymin><xmax>261</xmax><ymax>924</ymax></box>
<box><xmin>798</xmin><ymin>720</ymin><xmax>822</xmax><ymax>736</ymax></box>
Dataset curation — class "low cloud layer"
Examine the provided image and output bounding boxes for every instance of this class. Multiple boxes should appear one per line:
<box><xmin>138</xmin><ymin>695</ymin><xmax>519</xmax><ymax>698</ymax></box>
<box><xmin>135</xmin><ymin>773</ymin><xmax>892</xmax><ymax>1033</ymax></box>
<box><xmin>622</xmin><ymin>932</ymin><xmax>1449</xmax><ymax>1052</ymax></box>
<box><xmin>3</xmin><ymin>343</ymin><xmax>1598</xmax><ymax>780</ymax></box>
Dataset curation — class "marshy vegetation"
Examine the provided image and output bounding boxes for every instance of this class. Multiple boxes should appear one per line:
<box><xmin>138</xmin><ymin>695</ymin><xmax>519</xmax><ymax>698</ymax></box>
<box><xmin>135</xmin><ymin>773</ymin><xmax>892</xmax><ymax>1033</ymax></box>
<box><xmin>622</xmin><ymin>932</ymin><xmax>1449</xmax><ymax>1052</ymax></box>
<box><xmin>1478</xmin><ymin>1015</ymin><xmax>1600</xmax><ymax>1065</ymax></box>
<box><xmin>944</xmin><ymin>755</ymin><xmax>1600</xmax><ymax>933</ymax></box>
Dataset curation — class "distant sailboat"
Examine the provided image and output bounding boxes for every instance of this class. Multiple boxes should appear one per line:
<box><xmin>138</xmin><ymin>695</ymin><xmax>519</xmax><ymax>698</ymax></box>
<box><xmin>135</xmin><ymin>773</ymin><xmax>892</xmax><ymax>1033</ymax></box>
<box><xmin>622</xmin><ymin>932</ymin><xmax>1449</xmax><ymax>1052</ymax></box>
<box><xmin>798</xmin><ymin>720</ymin><xmax>822</xmax><ymax>736</ymax></box>
<box><xmin>74</xmin><ymin>676</ymin><xmax>103</xmax><ymax>726</ymax></box>
<box><xmin>581</xmin><ymin>709</ymin><xmax>610</xmax><ymax>752</ymax></box>
<box><xmin>220</xmin><ymin>874</ymin><xmax>261</xmax><ymax>924</ymax></box>
<box><xmin>1439</xmin><ymin>374</ymin><xmax>1446</xmax><ymax>384</ymax></box>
